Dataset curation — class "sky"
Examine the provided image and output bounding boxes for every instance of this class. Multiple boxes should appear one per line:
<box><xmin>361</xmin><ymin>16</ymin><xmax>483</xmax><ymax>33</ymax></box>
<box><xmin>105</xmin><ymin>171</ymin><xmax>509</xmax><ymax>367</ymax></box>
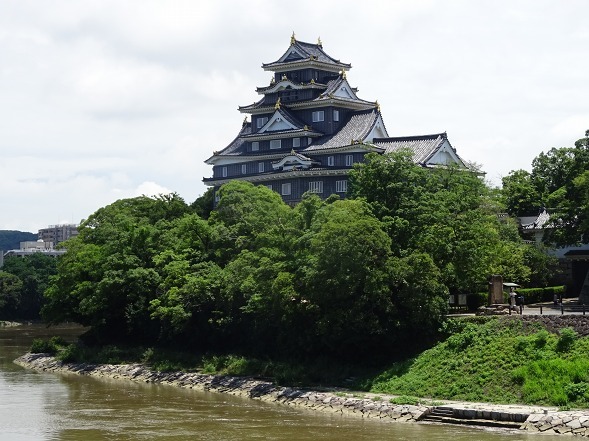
<box><xmin>1</xmin><ymin>0</ymin><xmax>588</xmax><ymax>233</ymax></box>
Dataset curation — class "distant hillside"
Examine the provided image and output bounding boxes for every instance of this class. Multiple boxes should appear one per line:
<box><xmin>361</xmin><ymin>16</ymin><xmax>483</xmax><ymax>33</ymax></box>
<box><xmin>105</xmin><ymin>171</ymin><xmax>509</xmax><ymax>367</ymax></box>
<box><xmin>0</xmin><ymin>230</ymin><xmax>37</xmax><ymax>251</ymax></box>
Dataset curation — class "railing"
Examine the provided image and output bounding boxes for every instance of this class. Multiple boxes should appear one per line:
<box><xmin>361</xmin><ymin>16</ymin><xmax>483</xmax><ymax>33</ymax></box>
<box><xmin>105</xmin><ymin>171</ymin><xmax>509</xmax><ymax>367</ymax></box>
<box><xmin>534</xmin><ymin>304</ymin><xmax>587</xmax><ymax>315</ymax></box>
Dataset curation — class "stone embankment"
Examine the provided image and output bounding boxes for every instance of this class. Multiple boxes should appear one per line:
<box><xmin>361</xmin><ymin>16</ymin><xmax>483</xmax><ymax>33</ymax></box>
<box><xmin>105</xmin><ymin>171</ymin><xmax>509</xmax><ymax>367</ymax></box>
<box><xmin>14</xmin><ymin>353</ymin><xmax>589</xmax><ymax>436</ymax></box>
<box><xmin>15</xmin><ymin>353</ymin><xmax>427</xmax><ymax>422</ymax></box>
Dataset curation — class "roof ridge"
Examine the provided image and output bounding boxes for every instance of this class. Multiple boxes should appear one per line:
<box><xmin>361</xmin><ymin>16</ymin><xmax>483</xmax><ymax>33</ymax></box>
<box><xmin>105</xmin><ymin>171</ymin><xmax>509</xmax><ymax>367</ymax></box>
<box><xmin>373</xmin><ymin>133</ymin><xmax>445</xmax><ymax>142</ymax></box>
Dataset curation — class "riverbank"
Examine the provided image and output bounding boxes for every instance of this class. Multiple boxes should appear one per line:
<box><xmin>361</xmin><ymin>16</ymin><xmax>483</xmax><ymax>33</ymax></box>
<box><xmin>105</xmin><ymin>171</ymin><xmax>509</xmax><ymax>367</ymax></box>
<box><xmin>15</xmin><ymin>352</ymin><xmax>589</xmax><ymax>436</ymax></box>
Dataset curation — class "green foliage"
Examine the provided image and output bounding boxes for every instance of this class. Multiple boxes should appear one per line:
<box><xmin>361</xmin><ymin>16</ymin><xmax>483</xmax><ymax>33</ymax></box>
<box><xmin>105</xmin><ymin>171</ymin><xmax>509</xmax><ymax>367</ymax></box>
<box><xmin>512</xmin><ymin>358</ymin><xmax>589</xmax><ymax>406</ymax></box>
<box><xmin>389</xmin><ymin>395</ymin><xmax>421</xmax><ymax>405</ymax></box>
<box><xmin>556</xmin><ymin>328</ymin><xmax>578</xmax><ymax>353</ymax></box>
<box><xmin>349</xmin><ymin>151</ymin><xmax>533</xmax><ymax>293</ymax></box>
<box><xmin>0</xmin><ymin>272</ymin><xmax>23</xmax><ymax>316</ymax></box>
<box><xmin>501</xmin><ymin>170</ymin><xmax>542</xmax><ymax>217</ymax></box>
<box><xmin>190</xmin><ymin>187</ymin><xmax>215</xmax><ymax>219</ymax></box>
<box><xmin>1</xmin><ymin>254</ymin><xmax>58</xmax><ymax>319</ymax></box>
<box><xmin>30</xmin><ymin>336</ymin><xmax>68</xmax><ymax>354</ymax></box>
<box><xmin>41</xmin><ymin>154</ymin><xmax>541</xmax><ymax>365</ymax></box>
<box><xmin>368</xmin><ymin>317</ymin><xmax>589</xmax><ymax>406</ymax></box>
<box><xmin>503</xmin><ymin>130</ymin><xmax>589</xmax><ymax>246</ymax></box>
<box><xmin>42</xmin><ymin>194</ymin><xmax>191</xmax><ymax>344</ymax></box>
<box><xmin>516</xmin><ymin>286</ymin><xmax>567</xmax><ymax>303</ymax></box>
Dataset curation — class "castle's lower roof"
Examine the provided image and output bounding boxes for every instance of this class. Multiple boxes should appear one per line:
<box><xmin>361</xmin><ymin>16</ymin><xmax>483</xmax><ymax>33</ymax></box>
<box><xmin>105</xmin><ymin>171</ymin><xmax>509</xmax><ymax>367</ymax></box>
<box><xmin>373</xmin><ymin>133</ymin><xmax>465</xmax><ymax>166</ymax></box>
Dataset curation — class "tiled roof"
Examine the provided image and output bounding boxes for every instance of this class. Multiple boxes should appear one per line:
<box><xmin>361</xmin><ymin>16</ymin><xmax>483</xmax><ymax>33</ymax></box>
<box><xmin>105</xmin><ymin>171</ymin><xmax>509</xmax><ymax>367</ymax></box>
<box><xmin>242</xmin><ymin>107</ymin><xmax>324</xmax><ymax>139</ymax></box>
<box><xmin>274</xmin><ymin>107</ymin><xmax>309</xmax><ymax>129</ymax></box>
<box><xmin>238</xmin><ymin>96</ymin><xmax>275</xmax><ymax>112</ymax></box>
<box><xmin>372</xmin><ymin>133</ymin><xmax>450</xmax><ymax>164</ymax></box>
<box><xmin>273</xmin><ymin>151</ymin><xmax>316</xmax><ymax>163</ymax></box>
<box><xmin>263</xmin><ymin>40</ymin><xmax>351</xmax><ymax>69</ymax></box>
<box><xmin>520</xmin><ymin>210</ymin><xmax>551</xmax><ymax>230</ymax></box>
<box><xmin>304</xmin><ymin>109</ymin><xmax>381</xmax><ymax>151</ymax></box>
<box><xmin>256</xmin><ymin>79</ymin><xmax>327</xmax><ymax>94</ymax></box>
<box><xmin>322</xmin><ymin>77</ymin><xmax>358</xmax><ymax>96</ymax></box>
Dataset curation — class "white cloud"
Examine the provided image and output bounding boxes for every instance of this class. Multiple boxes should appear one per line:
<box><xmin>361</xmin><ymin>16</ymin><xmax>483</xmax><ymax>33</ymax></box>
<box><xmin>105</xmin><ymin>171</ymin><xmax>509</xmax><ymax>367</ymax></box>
<box><xmin>133</xmin><ymin>181</ymin><xmax>173</xmax><ymax>198</ymax></box>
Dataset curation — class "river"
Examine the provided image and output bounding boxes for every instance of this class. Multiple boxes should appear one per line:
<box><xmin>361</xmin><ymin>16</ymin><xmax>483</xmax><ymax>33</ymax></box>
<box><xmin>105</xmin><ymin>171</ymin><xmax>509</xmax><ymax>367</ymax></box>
<box><xmin>1</xmin><ymin>324</ymin><xmax>563</xmax><ymax>440</ymax></box>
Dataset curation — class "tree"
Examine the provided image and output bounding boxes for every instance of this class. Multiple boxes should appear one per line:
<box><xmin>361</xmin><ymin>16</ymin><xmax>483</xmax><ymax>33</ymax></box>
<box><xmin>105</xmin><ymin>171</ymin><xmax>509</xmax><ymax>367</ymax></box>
<box><xmin>501</xmin><ymin>170</ymin><xmax>542</xmax><ymax>216</ymax></box>
<box><xmin>43</xmin><ymin>195</ymin><xmax>191</xmax><ymax>344</ymax></box>
<box><xmin>1</xmin><ymin>254</ymin><xmax>57</xmax><ymax>318</ymax></box>
<box><xmin>208</xmin><ymin>181</ymin><xmax>295</xmax><ymax>263</ymax></box>
<box><xmin>190</xmin><ymin>187</ymin><xmax>215</xmax><ymax>219</ymax></box>
<box><xmin>349</xmin><ymin>151</ymin><xmax>533</xmax><ymax>292</ymax></box>
<box><xmin>0</xmin><ymin>272</ymin><xmax>23</xmax><ymax>318</ymax></box>
<box><xmin>298</xmin><ymin>199</ymin><xmax>396</xmax><ymax>357</ymax></box>
<box><xmin>503</xmin><ymin>130</ymin><xmax>589</xmax><ymax>246</ymax></box>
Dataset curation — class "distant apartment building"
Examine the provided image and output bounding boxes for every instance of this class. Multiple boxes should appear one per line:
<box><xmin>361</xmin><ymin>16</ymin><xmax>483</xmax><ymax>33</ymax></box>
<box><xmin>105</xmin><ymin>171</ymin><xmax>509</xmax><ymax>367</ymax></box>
<box><xmin>38</xmin><ymin>224</ymin><xmax>78</xmax><ymax>245</ymax></box>
<box><xmin>1</xmin><ymin>240</ymin><xmax>66</xmax><ymax>266</ymax></box>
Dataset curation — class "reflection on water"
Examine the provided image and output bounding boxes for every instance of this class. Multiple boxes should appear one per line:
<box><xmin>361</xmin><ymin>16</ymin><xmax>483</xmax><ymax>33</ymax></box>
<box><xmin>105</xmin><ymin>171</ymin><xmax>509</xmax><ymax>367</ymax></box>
<box><xmin>1</xmin><ymin>324</ymin><xmax>562</xmax><ymax>440</ymax></box>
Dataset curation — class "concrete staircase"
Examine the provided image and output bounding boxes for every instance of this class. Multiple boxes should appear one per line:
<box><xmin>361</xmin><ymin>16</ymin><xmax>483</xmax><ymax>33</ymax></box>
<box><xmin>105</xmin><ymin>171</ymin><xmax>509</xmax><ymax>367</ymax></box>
<box><xmin>421</xmin><ymin>406</ymin><xmax>523</xmax><ymax>429</ymax></box>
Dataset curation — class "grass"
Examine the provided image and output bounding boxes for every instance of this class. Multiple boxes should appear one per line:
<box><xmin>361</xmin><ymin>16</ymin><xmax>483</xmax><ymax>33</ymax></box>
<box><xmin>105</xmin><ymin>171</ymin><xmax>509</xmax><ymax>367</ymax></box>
<box><xmin>368</xmin><ymin>317</ymin><xmax>589</xmax><ymax>407</ymax></box>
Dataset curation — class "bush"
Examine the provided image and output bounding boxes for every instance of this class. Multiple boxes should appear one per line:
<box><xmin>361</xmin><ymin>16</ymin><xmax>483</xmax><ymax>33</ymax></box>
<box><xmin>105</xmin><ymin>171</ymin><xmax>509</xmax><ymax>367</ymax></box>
<box><xmin>390</xmin><ymin>395</ymin><xmax>421</xmax><ymax>405</ymax></box>
<box><xmin>30</xmin><ymin>336</ymin><xmax>68</xmax><ymax>354</ymax></box>
<box><xmin>557</xmin><ymin>328</ymin><xmax>578</xmax><ymax>353</ymax></box>
<box><xmin>517</xmin><ymin>286</ymin><xmax>566</xmax><ymax>304</ymax></box>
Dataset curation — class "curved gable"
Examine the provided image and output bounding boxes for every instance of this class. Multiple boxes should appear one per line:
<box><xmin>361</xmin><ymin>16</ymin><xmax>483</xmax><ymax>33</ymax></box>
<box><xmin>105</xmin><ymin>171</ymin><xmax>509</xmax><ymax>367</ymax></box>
<box><xmin>425</xmin><ymin>139</ymin><xmax>465</xmax><ymax>167</ymax></box>
<box><xmin>259</xmin><ymin>110</ymin><xmax>299</xmax><ymax>133</ymax></box>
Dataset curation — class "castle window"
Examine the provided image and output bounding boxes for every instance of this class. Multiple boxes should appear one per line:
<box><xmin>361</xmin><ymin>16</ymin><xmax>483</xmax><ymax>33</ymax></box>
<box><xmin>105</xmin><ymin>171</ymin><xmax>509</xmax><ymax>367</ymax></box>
<box><xmin>222</xmin><ymin>166</ymin><xmax>227</xmax><ymax>177</ymax></box>
<box><xmin>257</xmin><ymin>117</ymin><xmax>268</xmax><ymax>128</ymax></box>
<box><xmin>292</xmin><ymin>137</ymin><xmax>300</xmax><ymax>148</ymax></box>
<box><xmin>336</xmin><ymin>180</ymin><xmax>348</xmax><ymax>193</ymax></box>
<box><xmin>333</xmin><ymin>110</ymin><xmax>339</xmax><ymax>122</ymax></box>
<box><xmin>346</xmin><ymin>154</ymin><xmax>354</xmax><ymax>166</ymax></box>
<box><xmin>308</xmin><ymin>181</ymin><xmax>323</xmax><ymax>193</ymax></box>
<box><xmin>266</xmin><ymin>184</ymin><xmax>273</xmax><ymax>191</ymax></box>
<box><xmin>241</xmin><ymin>164</ymin><xmax>247</xmax><ymax>174</ymax></box>
<box><xmin>312</xmin><ymin>110</ymin><xmax>324</xmax><ymax>122</ymax></box>
<box><xmin>270</xmin><ymin>139</ymin><xmax>281</xmax><ymax>149</ymax></box>
<box><xmin>327</xmin><ymin>156</ymin><xmax>334</xmax><ymax>166</ymax></box>
<box><xmin>251</xmin><ymin>141</ymin><xmax>259</xmax><ymax>151</ymax></box>
<box><xmin>282</xmin><ymin>183</ymin><xmax>291</xmax><ymax>196</ymax></box>
<box><xmin>258</xmin><ymin>162</ymin><xmax>264</xmax><ymax>173</ymax></box>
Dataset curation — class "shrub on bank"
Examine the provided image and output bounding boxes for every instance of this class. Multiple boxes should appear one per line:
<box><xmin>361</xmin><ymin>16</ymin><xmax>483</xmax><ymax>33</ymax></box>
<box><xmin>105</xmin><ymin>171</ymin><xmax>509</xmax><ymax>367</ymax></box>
<box><xmin>30</xmin><ymin>336</ymin><xmax>68</xmax><ymax>355</ymax></box>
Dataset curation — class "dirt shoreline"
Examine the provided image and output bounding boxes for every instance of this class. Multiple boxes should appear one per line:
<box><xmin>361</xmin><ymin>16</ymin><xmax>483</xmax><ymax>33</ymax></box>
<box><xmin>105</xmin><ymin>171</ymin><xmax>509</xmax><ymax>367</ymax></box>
<box><xmin>14</xmin><ymin>352</ymin><xmax>589</xmax><ymax>436</ymax></box>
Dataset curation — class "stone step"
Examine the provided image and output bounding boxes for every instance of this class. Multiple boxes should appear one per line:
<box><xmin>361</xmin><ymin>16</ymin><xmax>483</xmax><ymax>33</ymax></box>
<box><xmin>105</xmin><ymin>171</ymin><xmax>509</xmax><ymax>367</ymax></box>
<box><xmin>428</xmin><ymin>407</ymin><xmax>454</xmax><ymax>416</ymax></box>
<box><xmin>421</xmin><ymin>407</ymin><xmax>523</xmax><ymax>429</ymax></box>
<box><xmin>422</xmin><ymin>414</ymin><xmax>522</xmax><ymax>429</ymax></box>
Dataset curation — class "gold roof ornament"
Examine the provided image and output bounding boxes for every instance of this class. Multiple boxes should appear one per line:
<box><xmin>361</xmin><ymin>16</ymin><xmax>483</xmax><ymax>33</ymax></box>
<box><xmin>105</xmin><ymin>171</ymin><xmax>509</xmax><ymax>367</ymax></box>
<box><xmin>310</xmin><ymin>78</ymin><xmax>315</xmax><ymax>84</ymax></box>
<box><xmin>281</xmin><ymin>73</ymin><xmax>287</xmax><ymax>81</ymax></box>
<box><xmin>304</xmin><ymin>125</ymin><xmax>309</xmax><ymax>131</ymax></box>
<box><xmin>290</xmin><ymin>32</ymin><xmax>296</xmax><ymax>45</ymax></box>
<box><xmin>275</xmin><ymin>97</ymin><xmax>281</xmax><ymax>110</ymax></box>
<box><xmin>270</xmin><ymin>76</ymin><xmax>275</xmax><ymax>85</ymax></box>
<box><xmin>375</xmin><ymin>100</ymin><xmax>380</xmax><ymax>112</ymax></box>
<box><xmin>341</xmin><ymin>70</ymin><xmax>347</xmax><ymax>79</ymax></box>
<box><xmin>317</xmin><ymin>36</ymin><xmax>322</xmax><ymax>47</ymax></box>
<box><xmin>243</xmin><ymin>116</ymin><xmax>248</xmax><ymax>125</ymax></box>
